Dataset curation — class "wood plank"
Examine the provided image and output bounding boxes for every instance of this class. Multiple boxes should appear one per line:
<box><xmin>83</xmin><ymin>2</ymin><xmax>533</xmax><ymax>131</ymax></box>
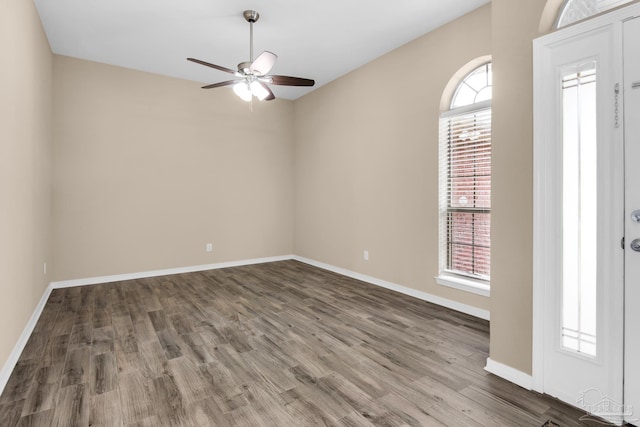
<box><xmin>377</xmin><ymin>392</ymin><xmax>447</xmax><ymax>427</ymax></box>
<box><xmin>409</xmin><ymin>374</ymin><xmax>520</xmax><ymax>426</ymax></box>
<box><xmin>0</xmin><ymin>363</ymin><xmax>39</xmax><ymax>404</ymax></box>
<box><xmin>18</xmin><ymin>331</ymin><xmax>48</xmax><ymax>362</ymax></box>
<box><xmin>315</xmin><ymin>372</ymin><xmax>388</xmax><ymax>420</ymax></box>
<box><xmin>287</xmin><ymin>366</ymin><xmax>354</xmax><ymax>420</ymax></box>
<box><xmin>118</xmin><ymin>372</ymin><xmax>153</xmax><ymax>424</ymax></box>
<box><xmin>166</xmin><ymin>357</ymin><xmax>211</xmax><ymax>404</ymax></box>
<box><xmin>156</xmin><ymin>328</ymin><xmax>184</xmax><ymax>360</ymax></box>
<box><xmin>239</xmin><ymin>350</ymin><xmax>297</xmax><ymax>394</ymax></box>
<box><xmin>112</xmin><ymin>315</ymin><xmax>139</xmax><ymax>354</ymax></box>
<box><xmin>138</xmin><ymin>340</ymin><xmax>168</xmax><ymax>379</ymax></box>
<box><xmin>90</xmin><ymin>390</ymin><xmax>124</xmax><ymax>427</ymax></box>
<box><xmin>52</xmin><ymin>383</ymin><xmax>89</xmax><ymax>427</ymax></box>
<box><xmin>218</xmin><ymin>325</ymin><xmax>254</xmax><ymax>353</ymax></box>
<box><xmin>42</xmin><ymin>334</ymin><xmax>70</xmax><ymax>366</ymax></box>
<box><xmin>278</xmin><ymin>387</ymin><xmax>339</xmax><ymax>426</ymax></box>
<box><xmin>459</xmin><ymin>384</ymin><xmax>545</xmax><ymax>425</ymax></box>
<box><xmin>187</xmin><ymin>397</ymin><xmax>230</xmax><ymax>427</ymax></box>
<box><xmin>16</xmin><ymin>409</ymin><xmax>55</xmax><ymax>427</ymax></box>
<box><xmin>21</xmin><ymin>363</ymin><xmax>63</xmax><ymax>416</ymax></box>
<box><xmin>198</xmin><ymin>359</ymin><xmax>246</xmax><ymax>413</ymax></box>
<box><xmin>0</xmin><ymin>399</ymin><xmax>25</xmax><ymax>426</ymax></box>
<box><xmin>150</xmin><ymin>375</ymin><xmax>193</xmax><ymax>426</ymax></box>
<box><xmin>114</xmin><ymin>343</ymin><xmax>144</xmax><ymax>376</ymax></box>
<box><xmin>337</xmin><ymin>411</ymin><xmax>377</xmax><ymax>427</ymax></box>
<box><xmin>132</xmin><ymin>318</ymin><xmax>158</xmax><ymax>344</ymax></box>
<box><xmin>51</xmin><ymin>312</ymin><xmax>76</xmax><ymax>337</ymax></box>
<box><xmin>236</xmin><ymin>382</ymin><xmax>296</xmax><ymax>425</ymax></box>
<box><xmin>61</xmin><ymin>347</ymin><xmax>91</xmax><ymax>387</ymax></box>
<box><xmin>69</xmin><ymin>322</ymin><xmax>93</xmax><ymax>348</ymax></box>
<box><xmin>167</xmin><ymin>312</ymin><xmax>193</xmax><ymax>335</ymax></box>
<box><xmin>147</xmin><ymin>310</ymin><xmax>168</xmax><ymax>332</ymax></box>
<box><xmin>92</xmin><ymin>326</ymin><xmax>115</xmax><ymax>356</ymax></box>
<box><xmin>125</xmin><ymin>415</ymin><xmax>159</xmax><ymax>426</ymax></box>
<box><xmin>91</xmin><ymin>352</ymin><xmax>118</xmax><ymax>395</ymax></box>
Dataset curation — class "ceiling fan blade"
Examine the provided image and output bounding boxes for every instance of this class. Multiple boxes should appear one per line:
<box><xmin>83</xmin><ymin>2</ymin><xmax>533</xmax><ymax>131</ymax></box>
<box><xmin>269</xmin><ymin>75</ymin><xmax>315</xmax><ymax>87</ymax></box>
<box><xmin>250</xmin><ymin>51</ymin><xmax>277</xmax><ymax>76</ymax></box>
<box><xmin>258</xmin><ymin>82</ymin><xmax>276</xmax><ymax>101</ymax></box>
<box><xmin>201</xmin><ymin>80</ymin><xmax>238</xmax><ymax>89</ymax></box>
<box><xmin>187</xmin><ymin>58</ymin><xmax>236</xmax><ymax>75</ymax></box>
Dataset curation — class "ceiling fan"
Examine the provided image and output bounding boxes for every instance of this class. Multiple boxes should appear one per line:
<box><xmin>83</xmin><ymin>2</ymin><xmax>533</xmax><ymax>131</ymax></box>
<box><xmin>187</xmin><ymin>10</ymin><xmax>315</xmax><ymax>102</ymax></box>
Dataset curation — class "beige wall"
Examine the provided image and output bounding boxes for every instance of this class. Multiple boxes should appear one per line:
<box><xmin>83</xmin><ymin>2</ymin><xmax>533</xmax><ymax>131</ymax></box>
<box><xmin>293</xmin><ymin>5</ymin><xmax>492</xmax><ymax>311</ymax></box>
<box><xmin>0</xmin><ymin>0</ymin><xmax>564</xmax><ymax>380</ymax></box>
<box><xmin>0</xmin><ymin>0</ymin><xmax>52</xmax><ymax>369</ymax></box>
<box><xmin>52</xmin><ymin>56</ymin><xmax>294</xmax><ymax>281</ymax></box>
<box><xmin>490</xmin><ymin>0</ymin><xmax>548</xmax><ymax>374</ymax></box>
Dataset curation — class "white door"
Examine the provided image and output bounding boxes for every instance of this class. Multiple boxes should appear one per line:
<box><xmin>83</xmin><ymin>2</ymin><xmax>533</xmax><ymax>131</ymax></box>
<box><xmin>534</xmin><ymin>21</ymin><xmax>626</xmax><ymax>424</ymax></box>
<box><xmin>624</xmin><ymin>16</ymin><xmax>640</xmax><ymax>426</ymax></box>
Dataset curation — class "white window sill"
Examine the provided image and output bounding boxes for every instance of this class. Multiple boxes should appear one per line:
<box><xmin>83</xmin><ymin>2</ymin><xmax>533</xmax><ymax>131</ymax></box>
<box><xmin>435</xmin><ymin>273</ymin><xmax>490</xmax><ymax>297</ymax></box>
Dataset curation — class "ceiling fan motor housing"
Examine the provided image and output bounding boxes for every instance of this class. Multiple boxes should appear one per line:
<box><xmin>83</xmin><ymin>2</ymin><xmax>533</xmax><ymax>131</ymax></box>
<box><xmin>238</xmin><ymin>61</ymin><xmax>252</xmax><ymax>74</ymax></box>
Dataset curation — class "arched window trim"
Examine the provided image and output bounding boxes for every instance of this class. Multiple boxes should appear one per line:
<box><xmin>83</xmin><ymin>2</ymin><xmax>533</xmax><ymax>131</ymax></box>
<box><xmin>439</xmin><ymin>55</ymin><xmax>491</xmax><ymax>112</ymax></box>
<box><xmin>450</xmin><ymin>62</ymin><xmax>492</xmax><ymax>110</ymax></box>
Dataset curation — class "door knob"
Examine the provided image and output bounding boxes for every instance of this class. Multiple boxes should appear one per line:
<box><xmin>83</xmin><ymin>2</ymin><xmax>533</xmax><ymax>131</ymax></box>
<box><xmin>632</xmin><ymin>239</ymin><xmax>640</xmax><ymax>252</ymax></box>
<box><xmin>632</xmin><ymin>210</ymin><xmax>640</xmax><ymax>223</ymax></box>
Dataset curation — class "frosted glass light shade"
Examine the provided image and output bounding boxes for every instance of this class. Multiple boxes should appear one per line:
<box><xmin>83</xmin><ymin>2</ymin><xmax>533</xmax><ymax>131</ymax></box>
<box><xmin>233</xmin><ymin>82</ymin><xmax>252</xmax><ymax>102</ymax></box>
<box><xmin>250</xmin><ymin>81</ymin><xmax>269</xmax><ymax>101</ymax></box>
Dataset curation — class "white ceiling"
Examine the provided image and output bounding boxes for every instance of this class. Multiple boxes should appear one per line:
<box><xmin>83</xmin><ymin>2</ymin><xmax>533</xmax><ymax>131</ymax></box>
<box><xmin>34</xmin><ymin>0</ymin><xmax>490</xmax><ymax>100</ymax></box>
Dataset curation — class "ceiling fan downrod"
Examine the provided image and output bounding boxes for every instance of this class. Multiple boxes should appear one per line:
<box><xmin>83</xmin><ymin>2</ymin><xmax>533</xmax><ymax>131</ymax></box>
<box><xmin>243</xmin><ymin>10</ymin><xmax>260</xmax><ymax>63</ymax></box>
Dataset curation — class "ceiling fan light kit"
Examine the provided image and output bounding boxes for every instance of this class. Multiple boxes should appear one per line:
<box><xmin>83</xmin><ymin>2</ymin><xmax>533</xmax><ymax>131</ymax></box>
<box><xmin>187</xmin><ymin>10</ymin><xmax>315</xmax><ymax>103</ymax></box>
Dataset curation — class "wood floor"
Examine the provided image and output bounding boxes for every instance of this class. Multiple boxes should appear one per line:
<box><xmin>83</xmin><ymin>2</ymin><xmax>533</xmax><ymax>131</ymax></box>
<box><xmin>0</xmin><ymin>260</ymin><xmax>608</xmax><ymax>426</ymax></box>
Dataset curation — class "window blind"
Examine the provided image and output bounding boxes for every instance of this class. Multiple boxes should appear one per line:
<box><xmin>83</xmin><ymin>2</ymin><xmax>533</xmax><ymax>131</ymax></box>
<box><xmin>439</xmin><ymin>106</ymin><xmax>491</xmax><ymax>280</ymax></box>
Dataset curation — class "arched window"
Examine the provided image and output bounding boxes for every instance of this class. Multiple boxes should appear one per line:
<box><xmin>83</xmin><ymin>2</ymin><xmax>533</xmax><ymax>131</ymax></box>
<box><xmin>437</xmin><ymin>62</ymin><xmax>492</xmax><ymax>295</ymax></box>
<box><xmin>556</xmin><ymin>0</ymin><xmax>633</xmax><ymax>28</ymax></box>
<box><xmin>451</xmin><ymin>63</ymin><xmax>492</xmax><ymax>108</ymax></box>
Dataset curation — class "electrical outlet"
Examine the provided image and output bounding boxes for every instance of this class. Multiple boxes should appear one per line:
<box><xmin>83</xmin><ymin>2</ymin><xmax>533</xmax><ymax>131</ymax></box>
<box><xmin>363</xmin><ymin>250</ymin><xmax>369</xmax><ymax>261</ymax></box>
<box><xmin>206</xmin><ymin>243</ymin><xmax>213</xmax><ymax>252</ymax></box>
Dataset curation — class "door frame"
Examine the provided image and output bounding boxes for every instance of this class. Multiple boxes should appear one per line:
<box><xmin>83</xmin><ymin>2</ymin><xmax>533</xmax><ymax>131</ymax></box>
<box><xmin>623</xmin><ymin>15</ymin><xmax>640</xmax><ymax>425</ymax></box>
<box><xmin>532</xmin><ymin>1</ymin><xmax>640</xmax><ymax>416</ymax></box>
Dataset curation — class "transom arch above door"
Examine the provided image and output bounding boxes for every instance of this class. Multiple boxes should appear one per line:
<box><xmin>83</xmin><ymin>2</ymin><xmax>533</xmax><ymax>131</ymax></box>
<box><xmin>539</xmin><ymin>0</ymin><xmax>636</xmax><ymax>32</ymax></box>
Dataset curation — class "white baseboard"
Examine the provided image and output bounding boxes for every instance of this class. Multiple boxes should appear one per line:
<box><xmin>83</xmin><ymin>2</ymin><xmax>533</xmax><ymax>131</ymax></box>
<box><xmin>49</xmin><ymin>255</ymin><xmax>294</xmax><ymax>289</ymax></box>
<box><xmin>0</xmin><ymin>283</ymin><xmax>54</xmax><ymax>396</ymax></box>
<box><xmin>485</xmin><ymin>357</ymin><xmax>533</xmax><ymax>390</ymax></box>
<box><xmin>292</xmin><ymin>256</ymin><xmax>490</xmax><ymax>321</ymax></box>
